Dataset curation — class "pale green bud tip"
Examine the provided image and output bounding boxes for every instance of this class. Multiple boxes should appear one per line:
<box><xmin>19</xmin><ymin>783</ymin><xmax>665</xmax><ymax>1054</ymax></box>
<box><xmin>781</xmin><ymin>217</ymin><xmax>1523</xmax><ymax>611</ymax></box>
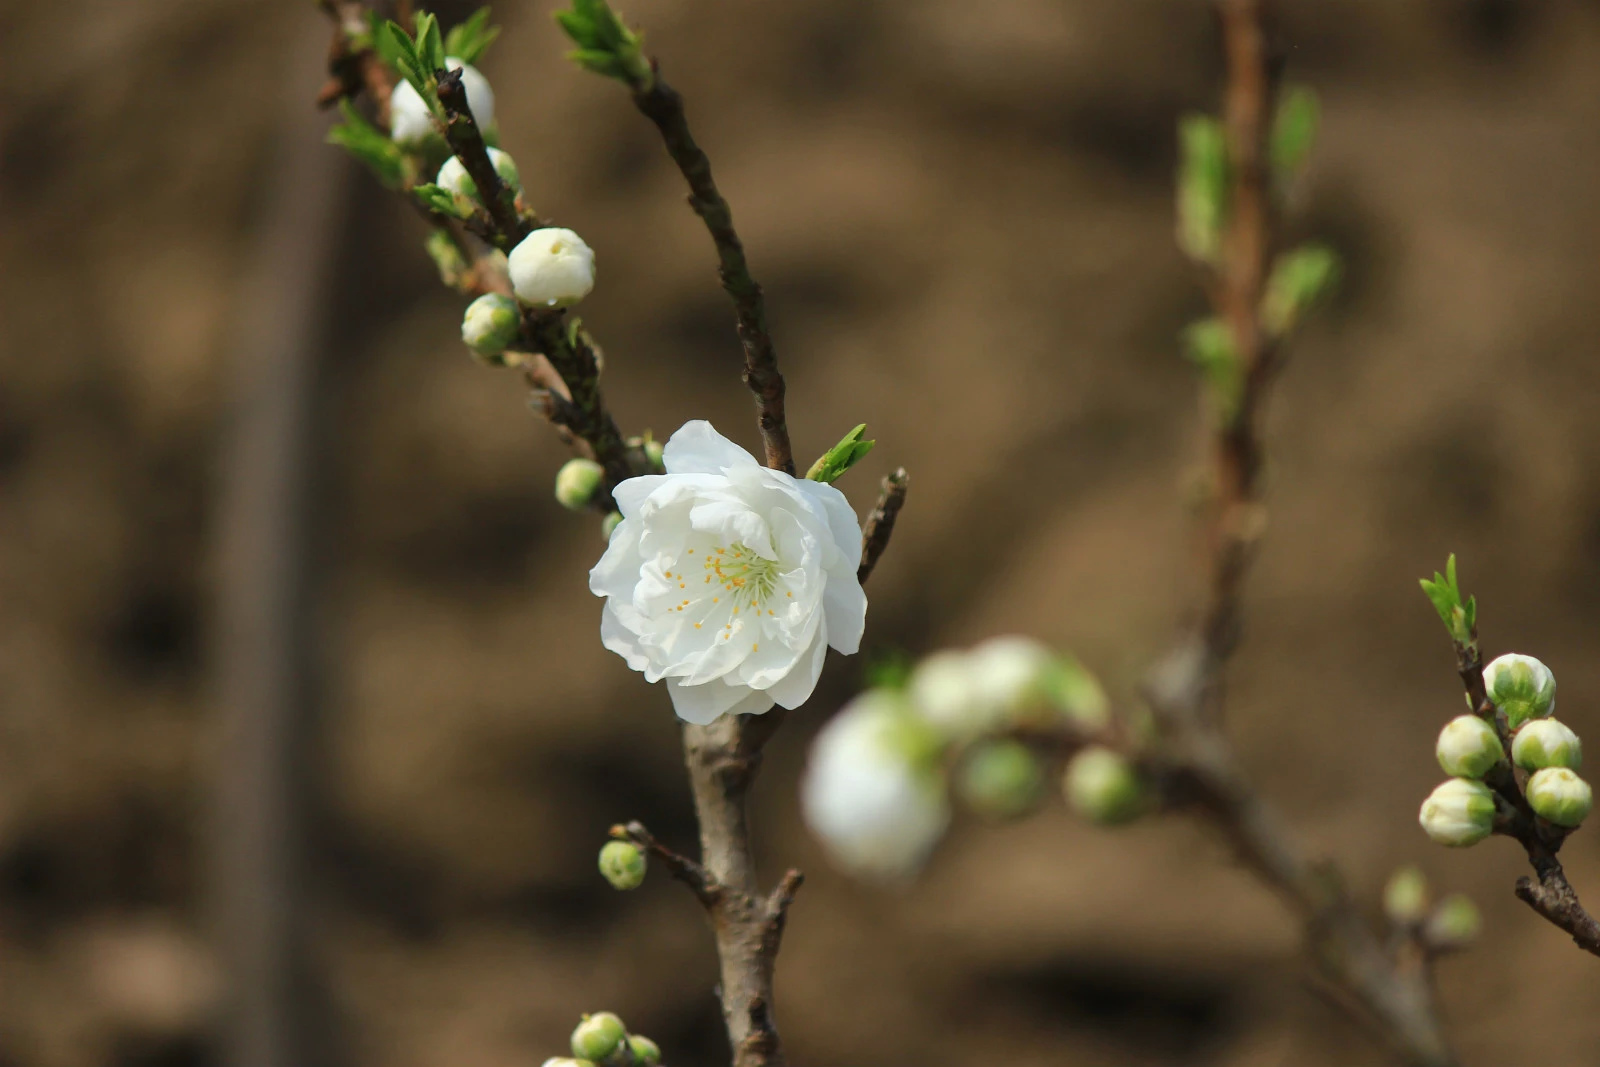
<box><xmin>571</xmin><ymin>1012</ymin><xmax>627</xmax><ymax>1062</ymax></box>
<box><xmin>1435</xmin><ymin>715</ymin><xmax>1504</xmax><ymax>779</ymax></box>
<box><xmin>1511</xmin><ymin>718</ymin><xmax>1582</xmax><ymax>771</ymax></box>
<box><xmin>644</xmin><ymin>438</ymin><xmax>665</xmax><ymax>471</ymax></box>
<box><xmin>1427</xmin><ymin>893</ymin><xmax>1481</xmax><ymax>949</ymax></box>
<box><xmin>1526</xmin><ymin>767</ymin><xmax>1592</xmax><ymax>828</ymax></box>
<box><xmin>461</xmin><ymin>293</ymin><xmax>520</xmax><ymax>356</ymax></box>
<box><xmin>597</xmin><ymin>840</ymin><xmax>646</xmax><ymax>890</ymax></box>
<box><xmin>556</xmin><ymin>458</ymin><xmax>605</xmax><ymax>510</ymax></box>
<box><xmin>601</xmin><ymin>511</ymin><xmax>623</xmax><ymax>540</ymax></box>
<box><xmin>1418</xmin><ymin>777</ymin><xmax>1495</xmax><ymax>847</ymax></box>
<box><xmin>1382</xmin><ymin>865</ymin><xmax>1430</xmax><ymax>926</ymax></box>
<box><xmin>509</xmin><ymin>227</ymin><xmax>596</xmax><ymax>308</ymax></box>
<box><xmin>957</xmin><ymin>739</ymin><xmax>1044</xmax><ymax>820</ymax></box>
<box><xmin>1483</xmin><ymin>653</ymin><xmax>1556</xmax><ymax>727</ymax></box>
<box><xmin>627</xmin><ymin>1035</ymin><xmax>662</xmax><ymax>1065</ymax></box>
<box><xmin>1063</xmin><ymin>746</ymin><xmax>1145</xmax><ymax>826</ymax></box>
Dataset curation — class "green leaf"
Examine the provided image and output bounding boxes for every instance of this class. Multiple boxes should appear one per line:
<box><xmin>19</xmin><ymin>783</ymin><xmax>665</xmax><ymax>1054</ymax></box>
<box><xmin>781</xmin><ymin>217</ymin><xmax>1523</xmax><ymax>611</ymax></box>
<box><xmin>806</xmin><ymin>424</ymin><xmax>876</xmax><ymax>483</ymax></box>
<box><xmin>1261</xmin><ymin>243</ymin><xmax>1340</xmax><ymax>335</ymax></box>
<box><xmin>1182</xmin><ymin>318</ymin><xmax>1242</xmax><ymax>420</ymax></box>
<box><xmin>1271</xmin><ymin>85</ymin><xmax>1320</xmax><ymax>184</ymax></box>
<box><xmin>1419</xmin><ymin>553</ymin><xmax>1477</xmax><ymax>648</ymax></box>
<box><xmin>326</xmin><ymin>99</ymin><xmax>405</xmax><ymax>187</ymax></box>
<box><xmin>444</xmin><ymin>7</ymin><xmax>500</xmax><ymax>65</ymax></box>
<box><xmin>554</xmin><ymin>0</ymin><xmax>652</xmax><ymax>88</ymax></box>
<box><xmin>1176</xmin><ymin>114</ymin><xmax>1228</xmax><ymax>264</ymax></box>
<box><xmin>415</xmin><ymin>12</ymin><xmax>446</xmax><ymax>74</ymax></box>
<box><xmin>413</xmin><ymin>182</ymin><xmax>471</xmax><ymax>219</ymax></box>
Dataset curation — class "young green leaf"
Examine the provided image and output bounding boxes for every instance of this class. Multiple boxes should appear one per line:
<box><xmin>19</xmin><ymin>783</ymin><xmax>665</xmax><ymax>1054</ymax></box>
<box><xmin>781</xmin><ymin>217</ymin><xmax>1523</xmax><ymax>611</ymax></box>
<box><xmin>1176</xmin><ymin>114</ymin><xmax>1228</xmax><ymax>265</ymax></box>
<box><xmin>444</xmin><ymin>7</ymin><xmax>500</xmax><ymax>65</ymax></box>
<box><xmin>1419</xmin><ymin>553</ymin><xmax>1477</xmax><ymax>648</ymax></box>
<box><xmin>326</xmin><ymin>100</ymin><xmax>405</xmax><ymax>187</ymax></box>
<box><xmin>1271</xmin><ymin>85</ymin><xmax>1320</xmax><ymax>185</ymax></box>
<box><xmin>1182</xmin><ymin>317</ymin><xmax>1242</xmax><ymax>420</ymax></box>
<box><xmin>415</xmin><ymin>12</ymin><xmax>446</xmax><ymax>74</ymax></box>
<box><xmin>554</xmin><ymin>0</ymin><xmax>653</xmax><ymax>89</ymax></box>
<box><xmin>806</xmin><ymin>424</ymin><xmax>876</xmax><ymax>483</ymax></box>
<box><xmin>413</xmin><ymin>182</ymin><xmax>471</xmax><ymax>220</ymax></box>
<box><xmin>1261</xmin><ymin>243</ymin><xmax>1340</xmax><ymax>335</ymax></box>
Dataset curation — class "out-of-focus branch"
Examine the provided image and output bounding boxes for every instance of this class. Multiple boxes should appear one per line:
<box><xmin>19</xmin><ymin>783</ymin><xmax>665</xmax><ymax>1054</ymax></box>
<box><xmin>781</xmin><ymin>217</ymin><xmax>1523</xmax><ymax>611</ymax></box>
<box><xmin>857</xmin><ymin>468</ymin><xmax>908</xmax><ymax>585</ymax></box>
<box><xmin>1136</xmin><ymin>4</ymin><xmax>1457</xmax><ymax>1064</ymax></box>
<box><xmin>631</xmin><ymin>76</ymin><xmax>793</xmax><ymax>476</ymax></box>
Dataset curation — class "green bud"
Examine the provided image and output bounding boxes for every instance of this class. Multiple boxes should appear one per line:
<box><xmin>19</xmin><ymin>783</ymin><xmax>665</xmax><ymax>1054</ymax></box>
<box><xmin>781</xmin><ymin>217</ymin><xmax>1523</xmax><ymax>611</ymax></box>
<box><xmin>644</xmin><ymin>438</ymin><xmax>664</xmax><ymax>472</ymax></box>
<box><xmin>1176</xmin><ymin>114</ymin><xmax>1228</xmax><ymax>264</ymax></box>
<box><xmin>1260</xmin><ymin>244</ymin><xmax>1339</xmax><ymax>336</ymax></box>
<box><xmin>598</xmin><ymin>840</ymin><xmax>646</xmax><ymax>890</ymax></box>
<box><xmin>1511</xmin><ymin>718</ymin><xmax>1582</xmax><ymax>771</ymax></box>
<box><xmin>957</xmin><ymin>739</ymin><xmax>1044</xmax><ymax>820</ymax></box>
<box><xmin>556</xmin><ymin>458</ymin><xmax>605</xmax><ymax>511</ymax></box>
<box><xmin>1426</xmin><ymin>893</ymin><xmax>1481</xmax><ymax>950</ymax></box>
<box><xmin>601</xmin><ymin>511</ymin><xmax>624</xmax><ymax>540</ymax></box>
<box><xmin>461</xmin><ymin>293</ymin><xmax>520</xmax><ymax>358</ymax></box>
<box><xmin>626</xmin><ymin>1035</ymin><xmax>662</xmax><ymax>1065</ymax></box>
<box><xmin>1418</xmin><ymin>778</ymin><xmax>1495</xmax><ymax>847</ymax></box>
<box><xmin>571</xmin><ymin>1013</ymin><xmax>627</xmax><ymax>1062</ymax></box>
<box><xmin>426</xmin><ymin>229</ymin><xmax>469</xmax><ymax>289</ymax></box>
<box><xmin>1483</xmin><ymin>653</ymin><xmax>1556</xmax><ymax>728</ymax></box>
<box><xmin>1382</xmin><ymin>865</ymin><xmax>1430</xmax><ymax>926</ymax></box>
<box><xmin>1062</xmin><ymin>746</ymin><xmax>1145</xmax><ymax>826</ymax></box>
<box><xmin>805</xmin><ymin>423</ymin><xmax>875</xmax><ymax>483</ymax></box>
<box><xmin>1434</xmin><ymin>714</ymin><xmax>1504</xmax><ymax>779</ymax></box>
<box><xmin>1526</xmin><ymin>767</ymin><xmax>1592</xmax><ymax>828</ymax></box>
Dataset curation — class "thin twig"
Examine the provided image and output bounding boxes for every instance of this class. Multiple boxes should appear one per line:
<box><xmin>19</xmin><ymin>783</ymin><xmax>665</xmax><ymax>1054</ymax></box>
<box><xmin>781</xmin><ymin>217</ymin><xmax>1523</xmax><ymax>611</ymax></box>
<box><xmin>857</xmin><ymin>468</ymin><xmax>908</xmax><ymax>585</ymax></box>
<box><xmin>436</xmin><ymin>68</ymin><xmax>531</xmax><ymax>250</ymax></box>
<box><xmin>613</xmin><ymin>821</ymin><xmax>719</xmax><ymax>908</ymax></box>
<box><xmin>631</xmin><ymin>75</ymin><xmax>792</xmax><ymax>475</ymax></box>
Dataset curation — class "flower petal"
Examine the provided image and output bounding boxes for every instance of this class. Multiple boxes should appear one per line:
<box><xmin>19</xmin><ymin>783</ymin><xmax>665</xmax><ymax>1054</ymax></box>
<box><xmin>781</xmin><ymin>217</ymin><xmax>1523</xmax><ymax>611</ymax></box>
<box><xmin>600</xmin><ymin>603</ymin><xmax>651</xmax><ymax>672</ymax></box>
<box><xmin>667</xmin><ymin>676</ymin><xmax>765</xmax><ymax>724</ymax></box>
<box><xmin>663</xmin><ymin>420</ymin><xmax>760</xmax><ymax>475</ymax></box>
<box><xmin>822</xmin><ymin>570</ymin><xmax>867</xmax><ymax>655</ymax></box>
<box><xmin>766</xmin><ymin>620</ymin><xmax>829</xmax><ymax>709</ymax></box>
<box><xmin>612</xmin><ymin>474</ymin><xmax>667</xmax><ymax>519</ymax></box>
<box><xmin>792</xmin><ymin>478</ymin><xmax>863</xmax><ymax>569</ymax></box>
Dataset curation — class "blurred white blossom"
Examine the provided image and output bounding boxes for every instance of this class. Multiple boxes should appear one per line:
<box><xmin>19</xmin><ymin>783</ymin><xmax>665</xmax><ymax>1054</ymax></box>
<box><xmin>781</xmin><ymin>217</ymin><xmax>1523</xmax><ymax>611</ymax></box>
<box><xmin>801</xmin><ymin>690</ymin><xmax>948</xmax><ymax>880</ymax></box>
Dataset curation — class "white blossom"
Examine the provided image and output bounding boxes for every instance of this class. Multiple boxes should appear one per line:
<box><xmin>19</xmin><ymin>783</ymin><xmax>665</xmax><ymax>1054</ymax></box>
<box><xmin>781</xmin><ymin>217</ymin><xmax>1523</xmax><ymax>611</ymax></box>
<box><xmin>908</xmin><ymin>634</ymin><xmax>1054</xmax><ymax>737</ymax></box>
<box><xmin>509</xmin><ymin>227</ymin><xmax>596</xmax><ymax>308</ymax></box>
<box><xmin>1418</xmin><ymin>777</ymin><xmax>1495</xmax><ymax>847</ymax></box>
<box><xmin>389</xmin><ymin>58</ymin><xmax>495</xmax><ymax>146</ymax></box>
<box><xmin>590</xmin><ymin>421</ymin><xmax>866</xmax><ymax>724</ymax></box>
<box><xmin>1526</xmin><ymin>767</ymin><xmax>1593</xmax><ymax>828</ymax></box>
<box><xmin>1434</xmin><ymin>715</ymin><xmax>1504</xmax><ymax>779</ymax></box>
<box><xmin>800</xmin><ymin>690</ymin><xmax>948</xmax><ymax>880</ymax></box>
<box><xmin>1482</xmin><ymin>652</ymin><xmax>1556</xmax><ymax>728</ymax></box>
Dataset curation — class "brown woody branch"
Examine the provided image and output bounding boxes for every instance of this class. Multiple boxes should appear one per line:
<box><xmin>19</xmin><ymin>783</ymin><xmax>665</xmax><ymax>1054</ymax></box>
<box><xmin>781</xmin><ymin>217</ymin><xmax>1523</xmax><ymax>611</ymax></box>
<box><xmin>857</xmin><ymin>468</ymin><xmax>908</xmax><ymax>585</ymax></box>
<box><xmin>435</xmin><ymin>68</ymin><xmax>532</xmax><ymax>251</ymax></box>
<box><xmin>631</xmin><ymin>73</ymin><xmax>793</xmax><ymax>476</ymax></box>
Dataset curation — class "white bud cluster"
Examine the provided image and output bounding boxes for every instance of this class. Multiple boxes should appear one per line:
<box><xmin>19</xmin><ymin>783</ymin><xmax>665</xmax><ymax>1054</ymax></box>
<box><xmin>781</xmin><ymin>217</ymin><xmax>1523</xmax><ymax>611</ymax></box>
<box><xmin>1420</xmin><ymin>654</ymin><xmax>1591</xmax><ymax>848</ymax></box>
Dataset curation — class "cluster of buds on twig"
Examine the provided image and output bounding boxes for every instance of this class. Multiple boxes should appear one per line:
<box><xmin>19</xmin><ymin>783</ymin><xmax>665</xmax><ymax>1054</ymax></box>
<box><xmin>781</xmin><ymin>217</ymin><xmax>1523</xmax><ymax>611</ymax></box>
<box><xmin>543</xmin><ymin>1011</ymin><xmax>663</xmax><ymax>1067</ymax></box>
<box><xmin>800</xmin><ymin>636</ymin><xmax>1150</xmax><ymax>880</ymax></box>
<box><xmin>1418</xmin><ymin>559</ymin><xmax>1591</xmax><ymax>849</ymax></box>
<box><xmin>1382</xmin><ymin>865</ymin><xmax>1481</xmax><ymax>954</ymax></box>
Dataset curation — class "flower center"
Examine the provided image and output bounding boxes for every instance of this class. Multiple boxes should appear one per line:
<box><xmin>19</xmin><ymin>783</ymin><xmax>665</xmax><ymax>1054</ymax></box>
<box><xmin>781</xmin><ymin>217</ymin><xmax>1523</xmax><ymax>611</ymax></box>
<box><xmin>704</xmin><ymin>541</ymin><xmax>780</xmax><ymax>611</ymax></box>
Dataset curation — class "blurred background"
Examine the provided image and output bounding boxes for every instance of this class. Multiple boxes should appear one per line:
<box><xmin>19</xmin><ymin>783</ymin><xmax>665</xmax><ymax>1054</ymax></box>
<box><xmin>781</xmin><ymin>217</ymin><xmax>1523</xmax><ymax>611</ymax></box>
<box><xmin>6</xmin><ymin>1</ymin><xmax>1600</xmax><ymax>1065</ymax></box>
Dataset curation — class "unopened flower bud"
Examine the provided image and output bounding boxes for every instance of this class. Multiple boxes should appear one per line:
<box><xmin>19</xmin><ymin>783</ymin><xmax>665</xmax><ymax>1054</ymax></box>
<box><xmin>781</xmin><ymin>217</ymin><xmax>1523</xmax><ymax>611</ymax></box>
<box><xmin>509</xmin><ymin>227</ymin><xmax>595</xmax><ymax>308</ymax></box>
<box><xmin>1425</xmin><ymin>893</ymin><xmax>1481</xmax><ymax>950</ymax></box>
<box><xmin>626</xmin><ymin>1035</ymin><xmax>662</xmax><ymax>1065</ymax></box>
<box><xmin>1511</xmin><ymin>718</ymin><xmax>1582</xmax><ymax>771</ymax></box>
<box><xmin>957</xmin><ymin>739</ymin><xmax>1044</xmax><ymax>819</ymax></box>
<box><xmin>597</xmin><ymin>840</ymin><xmax>646</xmax><ymax>890</ymax></box>
<box><xmin>571</xmin><ymin>1013</ymin><xmax>627</xmax><ymax>1062</ymax></box>
<box><xmin>556</xmin><ymin>458</ymin><xmax>604</xmax><ymax>511</ymax></box>
<box><xmin>601</xmin><ymin>511</ymin><xmax>624</xmax><ymax>540</ymax></box>
<box><xmin>1418</xmin><ymin>778</ymin><xmax>1495</xmax><ymax>846</ymax></box>
<box><xmin>1526</xmin><ymin>767</ymin><xmax>1592</xmax><ymax>828</ymax></box>
<box><xmin>1483</xmin><ymin>653</ymin><xmax>1556</xmax><ymax>728</ymax></box>
<box><xmin>1062</xmin><ymin>746</ymin><xmax>1145</xmax><ymax>826</ymax></box>
<box><xmin>461</xmin><ymin>293</ymin><xmax>520</xmax><ymax>358</ymax></box>
<box><xmin>1435</xmin><ymin>715</ymin><xmax>1504</xmax><ymax>779</ymax></box>
<box><xmin>436</xmin><ymin>147</ymin><xmax>520</xmax><ymax>200</ymax></box>
<box><xmin>541</xmin><ymin>1059</ymin><xmax>594</xmax><ymax>1067</ymax></box>
<box><xmin>1382</xmin><ymin>865</ymin><xmax>1430</xmax><ymax>926</ymax></box>
<box><xmin>390</xmin><ymin>58</ymin><xmax>495</xmax><ymax>147</ymax></box>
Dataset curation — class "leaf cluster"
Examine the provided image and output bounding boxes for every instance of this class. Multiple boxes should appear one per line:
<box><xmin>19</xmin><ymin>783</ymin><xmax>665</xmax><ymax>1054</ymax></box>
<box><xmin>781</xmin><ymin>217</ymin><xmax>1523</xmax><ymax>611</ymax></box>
<box><xmin>555</xmin><ymin>0</ymin><xmax>652</xmax><ymax>89</ymax></box>
<box><xmin>805</xmin><ymin>424</ymin><xmax>876</xmax><ymax>484</ymax></box>
<box><xmin>1420</xmin><ymin>554</ymin><xmax>1478</xmax><ymax>649</ymax></box>
<box><xmin>326</xmin><ymin>100</ymin><xmax>404</xmax><ymax>187</ymax></box>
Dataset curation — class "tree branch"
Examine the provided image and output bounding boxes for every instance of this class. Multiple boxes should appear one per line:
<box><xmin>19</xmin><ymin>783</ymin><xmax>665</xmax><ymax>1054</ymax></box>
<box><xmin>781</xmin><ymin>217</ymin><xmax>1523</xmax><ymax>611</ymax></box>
<box><xmin>631</xmin><ymin>75</ymin><xmax>793</xmax><ymax>475</ymax></box>
<box><xmin>435</xmin><ymin>68</ymin><xmax>531</xmax><ymax>250</ymax></box>
<box><xmin>857</xmin><ymin>468</ymin><xmax>908</xmax><ymax>585</ymax></box>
